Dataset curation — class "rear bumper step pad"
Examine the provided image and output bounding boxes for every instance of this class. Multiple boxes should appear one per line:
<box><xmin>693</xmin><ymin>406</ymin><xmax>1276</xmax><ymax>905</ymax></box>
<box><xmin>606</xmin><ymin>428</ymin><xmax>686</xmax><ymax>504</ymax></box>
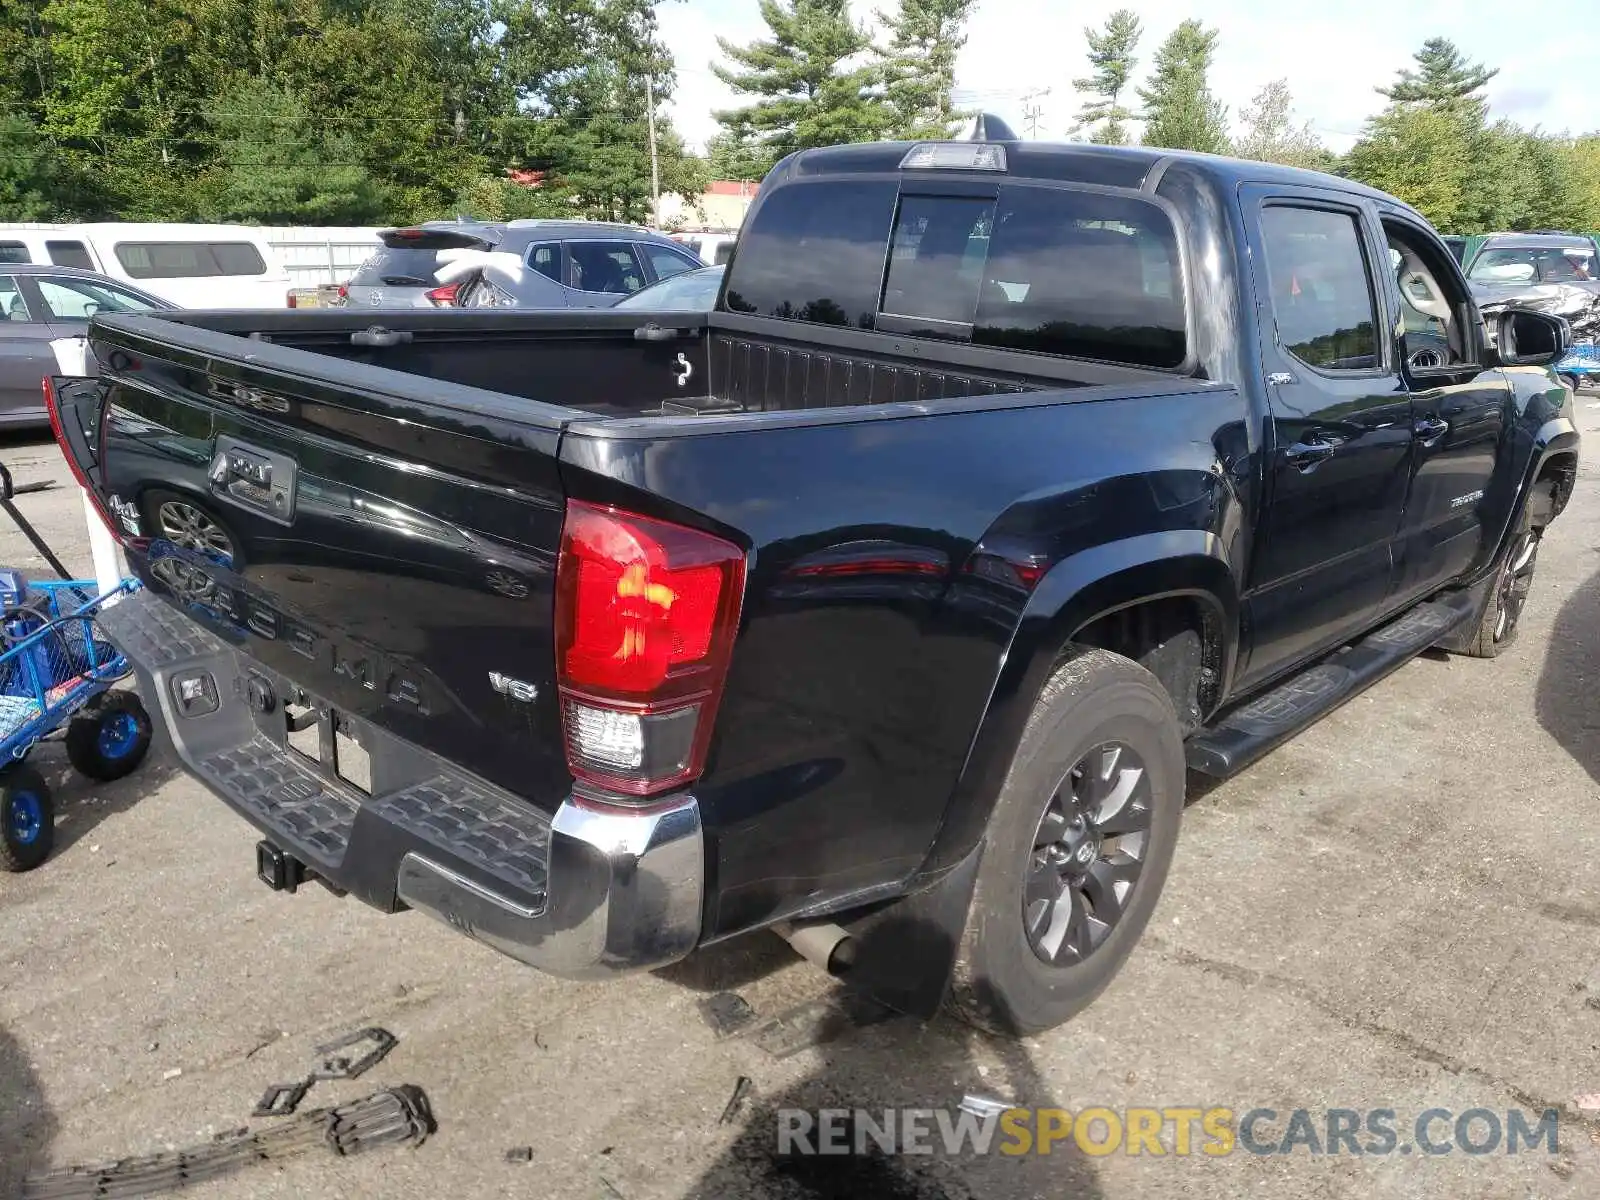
<box><xmin>98</xmin><ymin>590</ymin><xmax>703</xmax><ymax>978</ymax></box>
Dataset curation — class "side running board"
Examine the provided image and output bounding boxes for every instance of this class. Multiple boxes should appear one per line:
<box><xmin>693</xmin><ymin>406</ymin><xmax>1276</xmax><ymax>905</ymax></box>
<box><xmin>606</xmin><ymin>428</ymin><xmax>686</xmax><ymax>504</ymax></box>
<box><xmin>1186</xmin><ymin>594</ymin><xmax>1477</xmax><ymax>779</ymax></box>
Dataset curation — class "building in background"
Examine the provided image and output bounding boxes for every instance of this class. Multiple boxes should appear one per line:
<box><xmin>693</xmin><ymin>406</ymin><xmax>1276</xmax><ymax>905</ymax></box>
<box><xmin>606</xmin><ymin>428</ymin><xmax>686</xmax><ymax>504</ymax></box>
<box><xmin>657</xmin><ymin>181</ymin><xmax>759</xmax><ymax>233</ymax></box>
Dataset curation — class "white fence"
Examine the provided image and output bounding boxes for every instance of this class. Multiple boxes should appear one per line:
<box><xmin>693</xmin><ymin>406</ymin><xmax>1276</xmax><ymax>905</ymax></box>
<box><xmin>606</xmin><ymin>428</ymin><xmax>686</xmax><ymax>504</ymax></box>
<box><xmin>258</xmin><ymin>226</ymin><xmax>385</xmax><ymax>287</ymax></box>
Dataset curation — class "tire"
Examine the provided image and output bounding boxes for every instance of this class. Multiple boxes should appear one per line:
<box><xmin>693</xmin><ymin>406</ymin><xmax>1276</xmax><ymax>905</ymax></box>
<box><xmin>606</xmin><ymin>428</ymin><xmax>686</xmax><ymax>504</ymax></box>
<box><xmin>0</xmin><ymin>764</ymin><xmax>53</xmax><ymax>872</ymax></box>
<box><xmin>944</xmin><ymin>647</ymin><xmax>1186</xmax><ymax>1037</ymax></box>
<box><xmin>1458</xmin><ymin>503</ymin><xmax>1542</xmax><ymax>658</ymax></box>
<box><xmin>66</xmin><ymin>691</ymin><xmax>153</xmax><ymax>782</ymax></box>
<box><xmin>142</xmin><ymin>489</ymin><xmax>241</xmax><ymax>567</ymax></box>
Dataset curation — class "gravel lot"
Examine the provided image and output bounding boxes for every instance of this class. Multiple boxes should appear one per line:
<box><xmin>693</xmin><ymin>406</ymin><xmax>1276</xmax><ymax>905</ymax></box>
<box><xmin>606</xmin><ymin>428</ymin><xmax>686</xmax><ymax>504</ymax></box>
<box><xmin>4</xmin><ymin>403</ymin><xmax>1600</xmax><ymax>1199</ymax></box>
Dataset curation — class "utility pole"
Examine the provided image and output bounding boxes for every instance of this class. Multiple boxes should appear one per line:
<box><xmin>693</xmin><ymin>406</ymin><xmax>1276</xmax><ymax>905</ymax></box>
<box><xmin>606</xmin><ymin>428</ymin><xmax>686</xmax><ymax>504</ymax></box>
<box><xmin>645</xmin><ymin>72</ymin><xmax>661</xmax><ymax>227</ymax></box>
<box><xmin>1021</xmin><ymin>87</ymin><xmax>1051</xmax><ymax>140</ymax></box>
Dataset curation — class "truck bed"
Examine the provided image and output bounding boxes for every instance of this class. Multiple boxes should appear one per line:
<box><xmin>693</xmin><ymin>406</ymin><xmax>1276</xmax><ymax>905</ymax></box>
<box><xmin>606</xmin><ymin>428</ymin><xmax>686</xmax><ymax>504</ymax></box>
<box><xmin>137</xmin><ymin>307</ymin><xmax>1183</xmax><ymax>423</ymax></box>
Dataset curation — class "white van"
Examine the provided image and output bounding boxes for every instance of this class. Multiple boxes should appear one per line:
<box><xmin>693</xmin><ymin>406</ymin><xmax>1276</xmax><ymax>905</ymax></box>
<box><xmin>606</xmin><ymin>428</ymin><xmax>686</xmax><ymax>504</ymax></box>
<box><xmin>0</xmin><ymin>223</ymin><xmax>291</xmax><ymax>308</ymax></box>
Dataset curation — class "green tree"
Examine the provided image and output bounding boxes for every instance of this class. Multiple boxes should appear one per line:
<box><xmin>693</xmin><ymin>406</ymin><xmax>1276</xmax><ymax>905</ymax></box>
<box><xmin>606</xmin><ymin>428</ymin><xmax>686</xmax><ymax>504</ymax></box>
<box><xmin>712</xmin><ymin>0</ymin><xmax>889</xmax><ymax>166</ymax></box>
<box><xmin>1233</xmin><ymin>79</ymin><xmax>1328</xmax><ymax>170</ymax></box>
<box><xmin>876</xmin><ymin>0</ymin><xmax>975</xmax><ymax>139</ymax></box>
<box><xmin>0</xmin><ymin>112</ymin><xmax>54</xmax><ymax>219</ymax></box>
<box><xmin>1344</xmin><ymin>104</ymin><xmax>1471</xmax><ymax>229</ymax></box>
<box><xmin>1376</xmin><ymin>37</ymin><xmax>1498</xmax><ymax>123</ymax></box>
<box><xmin>1072</xmin><ymin>8</ymin><xmax>1141</xmax><ymax>146</ymax></box>
<box><xmin>1138</xmin><ymin>19</ymin><xmax>1228</xmax><ymax>154</ymax></box>
<box><xmin>208</xmin><ymin>77</ymin><xmax>385</xmax><ymax>223</ymax></box>
<box><xmin>706</xmin><ymin>130</ymin><xmax>776</xmax><ymax>181</ymax></box>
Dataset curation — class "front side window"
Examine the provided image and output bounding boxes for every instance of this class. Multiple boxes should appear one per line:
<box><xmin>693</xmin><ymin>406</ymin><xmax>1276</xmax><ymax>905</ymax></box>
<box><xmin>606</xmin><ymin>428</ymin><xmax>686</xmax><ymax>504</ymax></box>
<box><xmin>0</xmin><ymin>242</ymin><xmax>30</xmax><ymax>265</ymax></box>
<box><xmin>1259</xmin><ymin>206</ymin><xmax>1380</xmax><ymax>372</ymax></box>
<box><xmin>114</xmin><ymin>241</ymin><xmax>268</xmax><ymax>279</ymax></box>
<box><xmin>643</xmin><ymin>243</ymin><xmax>697</xmax><ymax>281</ymax></box>
<box><xmin>1384</xmin><ymin>223</ymin><xmax>1471</xmax><ymax>369</ymax></box>
<box><xmin>36</xmin><ymin>277</ymin><xmax>162</xmax><ymax>321</ymax></box>
<box><xmin>0</xmin><ymin>278</ymin><xmax>30</xmax><ymax>322</ymax></box>
<box><xmin>46</xmin><ymin>240</ymin><xmax>94</xmax><ymax>270</ymax></box>
<box><xmin>566</xmin><ymin>241</ymin><xmax>646</xmax><ymax>294</ymax></box>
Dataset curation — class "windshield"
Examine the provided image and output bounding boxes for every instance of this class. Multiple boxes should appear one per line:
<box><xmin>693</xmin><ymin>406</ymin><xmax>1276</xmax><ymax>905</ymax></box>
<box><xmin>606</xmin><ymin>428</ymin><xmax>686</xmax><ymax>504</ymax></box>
<box><xmin>613</xmin><ymin>266</ymin><xmax>725</xmax><ymax>310</ymax></box>
<box><xmin>1468</xmin><ymin>246</ymin><xmax>1596</xmax><ymax>284</ymax></box>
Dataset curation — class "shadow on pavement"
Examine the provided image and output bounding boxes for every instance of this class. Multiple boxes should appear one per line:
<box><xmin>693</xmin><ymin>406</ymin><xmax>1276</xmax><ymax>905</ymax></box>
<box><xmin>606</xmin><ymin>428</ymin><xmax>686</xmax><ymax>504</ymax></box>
<box><xmin>0</xmin><ymin>1023</ymin><xmax>55</xmax><ymax>1196</ymax></box>
<box><xmin>681</xmin><ymin>917</ymin><xmax>1105</xmax><ymax>1200</ymax></box>
<box><xmin>34</xmin><ymin>741</ymin><xmax>184</xmax><ymax>856</ymax></box>
<box><xmin>1536</xmin><ymin>563</ymin><xmax>1600</xmax><ymax>786</ymax></box>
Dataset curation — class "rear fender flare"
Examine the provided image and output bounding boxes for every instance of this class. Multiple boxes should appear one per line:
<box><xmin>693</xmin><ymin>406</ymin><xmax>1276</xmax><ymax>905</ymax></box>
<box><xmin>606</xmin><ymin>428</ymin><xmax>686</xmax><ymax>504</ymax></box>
<box><xmin>921</xmin><ymin>529</ymin><xmax>1238</xmax><ymax>881</ymax></box>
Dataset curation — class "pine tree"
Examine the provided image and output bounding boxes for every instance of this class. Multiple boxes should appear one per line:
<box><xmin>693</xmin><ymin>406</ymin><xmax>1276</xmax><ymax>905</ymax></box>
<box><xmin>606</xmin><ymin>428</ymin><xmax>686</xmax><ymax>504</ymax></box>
<box><xmin>1137</xmin><ymin>19</ymin><xmax>1228</xmax><ymax>154</ymax></box>
<box><xmin>712</xmin><ymin>0</ymin><xmax>889</xmax><ymax>165</ymax></box>
<box><xmin>1377</xmin><ymin>37</ymin><xmax>1498</xmax><ymax>122</ymax></box>
<box><xmin>1072</xmin><ymin>9</ymin><xmax>1141</xmax><ymax>146</ymax></box>
<box><xmin>1233</xmin><ymin>79</ymin><xmax>1327</xmax><ymax>171</ymax></box>
<box><xmin>876</xmin><ymin>0</ymin><xmax>975</xmax><ymax>140</ymax></box>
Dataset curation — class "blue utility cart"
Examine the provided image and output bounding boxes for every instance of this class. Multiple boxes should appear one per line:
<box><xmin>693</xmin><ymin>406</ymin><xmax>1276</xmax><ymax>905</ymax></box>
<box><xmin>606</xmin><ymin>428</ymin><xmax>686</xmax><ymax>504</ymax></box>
<box><xmin>0</xmin><ymin>574</ymin><xmax>152</xmax><ymax>871</ymax></box>
<box><xmin>1556</xmin><ymin>341</ymin><xmax>1599</xmax><ymax>392</ymax></box>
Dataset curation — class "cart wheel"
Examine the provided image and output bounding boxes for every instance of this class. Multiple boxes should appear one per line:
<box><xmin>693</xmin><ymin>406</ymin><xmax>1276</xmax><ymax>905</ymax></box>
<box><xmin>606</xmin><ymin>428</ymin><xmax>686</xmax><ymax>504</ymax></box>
<box><xmin>0</xmin><ymin>764</ymin><xmax>53</xmax><ymax>872</ymax></box>
<box><xmin>67</xmin><ymin>692</ymin><xmax>153</xmax><ymax>782</ymax></box>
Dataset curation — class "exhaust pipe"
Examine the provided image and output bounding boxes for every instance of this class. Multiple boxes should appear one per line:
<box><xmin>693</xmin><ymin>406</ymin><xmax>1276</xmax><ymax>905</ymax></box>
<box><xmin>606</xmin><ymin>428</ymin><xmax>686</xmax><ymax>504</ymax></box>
<box><xmin>774</xmin><ymin>920</ymin><xmax>857</xmax><ymax>975</ymax></box>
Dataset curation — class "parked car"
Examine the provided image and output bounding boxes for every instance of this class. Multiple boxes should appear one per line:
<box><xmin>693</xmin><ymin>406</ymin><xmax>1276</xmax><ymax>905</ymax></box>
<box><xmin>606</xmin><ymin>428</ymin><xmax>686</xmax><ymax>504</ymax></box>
<box><xmin>610</xmin><ymin>265</ymin><xmax>724</xmax><ymax>311</ymax></box>
<box><xmin>352</xmin><ymin>221</ymin><xmax>702</xmax><ymax>310</ymax></box>
<box><xmin>1468</xmin><ymin>231</ymin><xmax>1600</xmax><ymax>350</ymax></box>
<box><xmin>671</xmin><ymin>231</ymin><xmax>738</xmax><ymax>266</ymax></box>
<box><xmin>0</xmin><ymin>223</ymin><xmax>291</xmax><ymax>309</ymax></box>
<box><xmin>65</xmin><ymin>131</ymin><xmax>1578</xmax><ymax>1039</ymax></box>
<box><xmin>0</xmin><ymin>265</ymin><xmax>173</xmax><ymax>427</ymax></box>
<box><xmin>342</xmin><ymin>220</ymin><xmax>502</xmax><ymax>310</ymax></box>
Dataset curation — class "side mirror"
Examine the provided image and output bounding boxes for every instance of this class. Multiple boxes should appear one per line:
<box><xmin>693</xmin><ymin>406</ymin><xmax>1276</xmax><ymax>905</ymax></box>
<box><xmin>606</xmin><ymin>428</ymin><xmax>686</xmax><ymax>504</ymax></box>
<box><xmin>1495</xmin><ymin>309</ymin><xmax>1572</xmax><ymax>366</ymax></box>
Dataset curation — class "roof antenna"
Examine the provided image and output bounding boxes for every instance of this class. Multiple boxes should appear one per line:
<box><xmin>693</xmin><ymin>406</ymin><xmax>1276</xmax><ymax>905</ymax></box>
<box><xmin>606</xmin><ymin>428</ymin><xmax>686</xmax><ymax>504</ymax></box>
<box><xmin>963</xmin><ymin>112</ymin><xmax>1019</xmax><ymax>142</ymax></box>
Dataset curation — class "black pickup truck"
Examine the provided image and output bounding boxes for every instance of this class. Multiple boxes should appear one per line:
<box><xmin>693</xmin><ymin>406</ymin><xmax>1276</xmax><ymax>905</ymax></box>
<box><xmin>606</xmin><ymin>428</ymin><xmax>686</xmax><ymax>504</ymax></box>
<box><xmin>54</xmin><ymin>135</ymin><xmax>1579</xmax><ymax>1037</ymax></box>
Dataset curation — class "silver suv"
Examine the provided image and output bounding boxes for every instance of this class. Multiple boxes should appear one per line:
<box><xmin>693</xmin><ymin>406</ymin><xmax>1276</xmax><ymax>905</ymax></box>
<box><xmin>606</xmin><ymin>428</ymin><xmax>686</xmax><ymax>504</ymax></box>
<box><xmin>347</xmin><ymin>219</ymin><xmax>701</xmax><ymax>309</ymax></box>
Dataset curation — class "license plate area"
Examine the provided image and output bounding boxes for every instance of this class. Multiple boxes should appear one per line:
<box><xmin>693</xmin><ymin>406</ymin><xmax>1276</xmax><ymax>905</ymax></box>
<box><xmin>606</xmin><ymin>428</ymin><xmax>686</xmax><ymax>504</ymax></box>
<box><xmin>277</xmin><ymin>690</ymin><xmax>371</xmax><ymax>796</ymax></box>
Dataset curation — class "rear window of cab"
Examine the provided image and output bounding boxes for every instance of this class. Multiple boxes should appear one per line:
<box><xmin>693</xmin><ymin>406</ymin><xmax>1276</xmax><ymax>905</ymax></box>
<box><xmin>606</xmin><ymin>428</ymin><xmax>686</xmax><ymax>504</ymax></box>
<box><xmin>723</xmin><ymin>180</ymin><xmax>1186</xmax><ymax>369</ymax></box>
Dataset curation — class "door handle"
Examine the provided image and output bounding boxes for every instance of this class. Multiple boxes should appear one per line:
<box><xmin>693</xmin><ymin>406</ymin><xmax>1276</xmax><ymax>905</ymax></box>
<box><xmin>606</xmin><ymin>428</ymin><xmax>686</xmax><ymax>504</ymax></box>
<box><xmin>1284</xmin><ymin>438</ymin><xmax>1340</xmax><ymax>471</ymax></box>
<box><xmin>1414</xmin><ymin>416</ymin><xmax>1449</xmax><ymax>447</ymax></box>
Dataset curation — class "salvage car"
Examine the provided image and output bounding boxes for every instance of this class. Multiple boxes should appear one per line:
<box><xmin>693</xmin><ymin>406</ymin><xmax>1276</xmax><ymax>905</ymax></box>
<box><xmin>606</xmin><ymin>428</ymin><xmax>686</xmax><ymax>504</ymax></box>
<box><xmin>55</xmin><ymin>132</ymin><xmax>1579</xmax><ymax>1038</ymax></box>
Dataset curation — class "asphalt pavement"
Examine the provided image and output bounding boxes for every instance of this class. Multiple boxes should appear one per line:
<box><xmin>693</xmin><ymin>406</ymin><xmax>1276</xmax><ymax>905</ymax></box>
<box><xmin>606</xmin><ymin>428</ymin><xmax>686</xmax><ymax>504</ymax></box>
<box><xmin>3</xmin><ymin>403</ymin><xmax>1600</xmax><ymax>1199</ymax></box>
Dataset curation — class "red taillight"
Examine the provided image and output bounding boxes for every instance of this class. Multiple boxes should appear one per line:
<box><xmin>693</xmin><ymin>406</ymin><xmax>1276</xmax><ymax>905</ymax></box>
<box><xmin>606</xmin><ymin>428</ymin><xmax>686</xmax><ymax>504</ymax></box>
<box><xmin>425</xmin><ymin>282</ymin><xmax>460</xmax><ymax>307</ymax></box>
<box><xmin>286</xmin><ymin>290</ymin><xmax>297</xmax><ymax>308</ymax></box>
<box><xmin>44</xmin><ymin>377</ymin><xmax>125</xmax><ymax>546</ymax></box>
<box><xmin>554</xmin><ymin>501</ymin><xmax>745</xmax><ymax>797</ymax></box>
<box><xmin>337</xmin><ymin>284</ymin><xmax>348</xmax><ymax>301</ymax></box>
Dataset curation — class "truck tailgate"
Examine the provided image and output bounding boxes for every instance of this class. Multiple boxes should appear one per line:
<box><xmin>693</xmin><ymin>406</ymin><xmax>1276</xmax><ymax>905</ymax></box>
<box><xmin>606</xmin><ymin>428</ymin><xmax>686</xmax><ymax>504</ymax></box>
<box><xmin>82</xmin><ymin>315</ymin><xmax>575</xmax><ymax>821</ymax></box>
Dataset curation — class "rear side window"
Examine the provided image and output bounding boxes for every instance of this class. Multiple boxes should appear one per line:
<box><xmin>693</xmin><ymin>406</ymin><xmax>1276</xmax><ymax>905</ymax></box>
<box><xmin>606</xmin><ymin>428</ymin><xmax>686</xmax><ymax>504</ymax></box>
<box><xmin>724</xmin><ymin>181</ymin><xmax>898</xmax><ymax>328</ymax></box>
<box><xmin>1258</xmin><ymin>206</ymin><xmax>1379</xmax><ymax>372</ymax></box>
<box><xmin>46</xmin><ymin>240</ymin><xmax>94</xmax><ymax>270</ymax></box>
<box><xmin>0</xmin><ymin>242</ymin><xmax>30</xmax><ymax>265</ymax></box>
<box><xmin>567</xmin><ymin>241</ymin><xmax>646</xmax><ymax>294</ymax></box>
<box><xmin>114</xmin><ymin>241</ymin><xmax>268</xmax><ymax>279</ymax></box>
<box><xmin>0</xmin><ymin>277</ymin><xmax>29</xmax><ymax>321</ymax></box>
<box><xmin>528</xmin><ymin>244</ymin><xmax>560</xmax><ymax>282</ymax></box>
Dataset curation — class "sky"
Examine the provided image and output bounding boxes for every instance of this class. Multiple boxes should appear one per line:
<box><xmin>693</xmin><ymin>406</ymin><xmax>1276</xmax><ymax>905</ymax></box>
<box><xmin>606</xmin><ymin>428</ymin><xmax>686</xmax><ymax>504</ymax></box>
<box><xmin>654</xmin><ymin>0</ymin><xmax>1600</xmax><ymax>156</ymax></box>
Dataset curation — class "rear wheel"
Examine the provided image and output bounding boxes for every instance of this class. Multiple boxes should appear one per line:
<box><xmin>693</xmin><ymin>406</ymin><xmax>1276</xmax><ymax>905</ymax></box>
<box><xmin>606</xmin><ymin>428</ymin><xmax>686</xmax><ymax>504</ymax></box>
<box><xmin>944</xmin><ymin>648</ymin><xmax>1186</xmax><ymax>1037</ymax></box>
<box><xmin>66</xmin><ymin>691</ymin><xmax>153</xmax><ymax>782</ymax></box>
<box><xmin>0</xmin><ymin>764</ymin><xmax>53</xmax><ymax>872</ymax></box>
